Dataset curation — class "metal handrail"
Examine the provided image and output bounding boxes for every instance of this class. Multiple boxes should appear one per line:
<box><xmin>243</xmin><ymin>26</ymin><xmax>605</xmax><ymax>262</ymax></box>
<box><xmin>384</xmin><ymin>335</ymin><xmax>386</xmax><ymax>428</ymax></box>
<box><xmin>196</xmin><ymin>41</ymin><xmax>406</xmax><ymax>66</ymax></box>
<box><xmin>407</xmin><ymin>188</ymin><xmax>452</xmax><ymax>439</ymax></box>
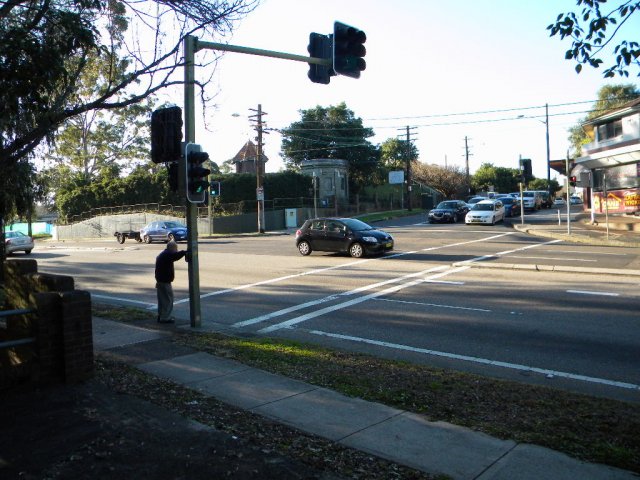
<box><xmin>0</xmin><ymin>308</ymin><xmax>36</xmax><ymax>350</ymax></box>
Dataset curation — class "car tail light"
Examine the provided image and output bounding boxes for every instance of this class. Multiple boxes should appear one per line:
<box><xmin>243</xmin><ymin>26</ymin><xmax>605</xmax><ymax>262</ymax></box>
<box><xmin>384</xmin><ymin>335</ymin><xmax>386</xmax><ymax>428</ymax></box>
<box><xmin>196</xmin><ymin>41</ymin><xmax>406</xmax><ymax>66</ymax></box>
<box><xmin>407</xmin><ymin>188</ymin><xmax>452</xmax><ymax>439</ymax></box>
<box><xmin>295</xmin><ymin>229</ymin><xmax>302</xmax><ymax>237</ymax></box>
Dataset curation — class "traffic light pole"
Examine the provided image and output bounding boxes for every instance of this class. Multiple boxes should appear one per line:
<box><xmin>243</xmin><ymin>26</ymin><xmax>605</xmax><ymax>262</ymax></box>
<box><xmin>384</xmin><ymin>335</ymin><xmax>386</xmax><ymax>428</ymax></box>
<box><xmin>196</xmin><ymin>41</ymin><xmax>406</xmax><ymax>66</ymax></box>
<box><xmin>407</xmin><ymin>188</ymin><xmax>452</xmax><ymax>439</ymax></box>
<box><xmin>184</xmin><ymin>35</ymin><xmax>202</xmax><ymax>328</ymax></box>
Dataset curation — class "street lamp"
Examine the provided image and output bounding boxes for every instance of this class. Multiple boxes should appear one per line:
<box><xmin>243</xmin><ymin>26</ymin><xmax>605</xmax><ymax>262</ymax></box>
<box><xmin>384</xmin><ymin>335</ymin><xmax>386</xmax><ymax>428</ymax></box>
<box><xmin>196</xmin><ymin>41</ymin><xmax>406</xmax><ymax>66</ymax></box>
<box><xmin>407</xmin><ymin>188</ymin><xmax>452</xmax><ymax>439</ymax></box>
<box><xmin>517</xmin><ymin>104</ymin><xmax>551</xmax><ymax>197</ymax></box>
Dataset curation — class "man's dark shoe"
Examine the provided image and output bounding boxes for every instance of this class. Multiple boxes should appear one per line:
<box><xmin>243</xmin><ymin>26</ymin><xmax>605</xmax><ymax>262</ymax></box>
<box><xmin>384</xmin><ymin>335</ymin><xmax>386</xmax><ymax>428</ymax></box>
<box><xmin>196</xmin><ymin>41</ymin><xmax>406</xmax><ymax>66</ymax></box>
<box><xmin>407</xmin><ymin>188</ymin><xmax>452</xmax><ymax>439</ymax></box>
<box><xmin>158</xmin><ymin>318</ymin><xmax>175</xmax><ymax>324</ymax></box>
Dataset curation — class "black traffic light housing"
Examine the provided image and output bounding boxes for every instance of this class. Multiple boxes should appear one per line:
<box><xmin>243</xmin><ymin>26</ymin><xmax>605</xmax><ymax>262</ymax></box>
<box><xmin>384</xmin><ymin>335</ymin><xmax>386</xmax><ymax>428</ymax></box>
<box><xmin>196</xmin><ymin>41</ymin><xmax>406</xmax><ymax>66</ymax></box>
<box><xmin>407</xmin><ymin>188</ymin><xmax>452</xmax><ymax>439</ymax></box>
<box><xmin>209</xmin><ymin>181</ymin><xmax>221</xmax><ymax>197</ymax></box>
<box><xmin>151</xmin><ymin>106</ymin><xmax>183</xmax><ymax>164</ymax></box>
<box><xmin>167</xmin><ymin>162</ymin><xmax>179</xmax><ymax>192</ymax></box>
<box><xmin>520</xmin><ymin>158</ymin><xmax>532</xmax><ymax>183</ymax></box>
<box><xmin>569</xmin><ymin>176</ymin><xmax>577</xmax><ymax>186</ymax></box>
<box><xmin>333</xmin><ymin>21</ymin><xmax>366</xmax><ymax>78</ymax></box>
<box><xmin>307</xmin><ymin>32</ymin><xmax>334</xmax><ymax>84</ymax></box>
<box><xmin>185</xmin><ymin>143</ymin><xmax>211</xmax><ymax>204</ymax></box>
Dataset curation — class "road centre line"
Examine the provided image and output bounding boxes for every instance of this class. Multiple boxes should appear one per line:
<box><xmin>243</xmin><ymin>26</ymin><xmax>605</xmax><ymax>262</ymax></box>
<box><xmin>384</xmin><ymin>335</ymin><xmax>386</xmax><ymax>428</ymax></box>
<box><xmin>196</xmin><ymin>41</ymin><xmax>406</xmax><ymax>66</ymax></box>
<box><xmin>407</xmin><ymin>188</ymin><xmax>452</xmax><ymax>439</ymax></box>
<box><xmin>541</xmin><ymin>249</ymin><xmax>629</xmax><ymax>256</ymax></box>
<box><xmin>567</xmin><ymin>290</ymin><xmax>620</xmax><ymax>297</ymax></box>
<box><xmin>257</xmin><ymin>266</ymin><xmax>472</xmax><ymax>334</ymax></box>
<box><xmin>374</xmin><ymin>297</ymin><xmax>490</xmax><ymax>312</ymax></box>
<box><xmin>233</xmin><ymin>233</ymin><xmax>514</xmax><ymax>328</ymax></box>
<box><xmin>193</xmin><ymin>232</ymin><xmax>514</xmax><ymax>310</ymax></box>
<box><xmin>308</xmin><ymin>330</ymin><xmax>640</xmax><ymax>391</ymax></box>
<box><xmin>232</xmin><ymin>265</ymin><xmax>450</xmax><ymax>328</ymax></box>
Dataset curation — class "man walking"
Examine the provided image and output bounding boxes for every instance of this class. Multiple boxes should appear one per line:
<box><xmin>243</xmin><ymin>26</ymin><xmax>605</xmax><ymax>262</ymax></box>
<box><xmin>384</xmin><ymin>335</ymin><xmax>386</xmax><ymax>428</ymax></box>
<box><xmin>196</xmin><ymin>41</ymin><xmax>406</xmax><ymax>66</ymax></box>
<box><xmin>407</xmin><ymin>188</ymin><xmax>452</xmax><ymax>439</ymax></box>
<box><xmin>155</xmin><ymin>240</ymin><xmax>187</xmax><ymax>323</ymax></box>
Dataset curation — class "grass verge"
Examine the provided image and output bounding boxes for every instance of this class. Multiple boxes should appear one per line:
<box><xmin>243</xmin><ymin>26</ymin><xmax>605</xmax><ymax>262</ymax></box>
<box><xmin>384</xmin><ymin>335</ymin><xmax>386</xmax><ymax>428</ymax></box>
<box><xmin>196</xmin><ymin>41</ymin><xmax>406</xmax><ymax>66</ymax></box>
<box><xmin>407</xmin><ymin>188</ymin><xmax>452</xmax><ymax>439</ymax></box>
<box><xmin>94</xmin><ymin>303</ymin><xmax>640</xmax><ymax>474</ymax></box>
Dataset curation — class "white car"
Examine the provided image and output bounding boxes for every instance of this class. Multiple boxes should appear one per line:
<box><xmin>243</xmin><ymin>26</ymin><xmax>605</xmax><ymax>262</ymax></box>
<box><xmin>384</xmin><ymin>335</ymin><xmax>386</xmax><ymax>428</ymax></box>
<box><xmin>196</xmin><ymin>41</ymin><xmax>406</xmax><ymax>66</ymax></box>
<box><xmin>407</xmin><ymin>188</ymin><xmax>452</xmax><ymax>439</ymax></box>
<box><xmin>570</xmin><ymin>195</ymin><xmax>583</xmax><ymax>204</ymax></box>
<box><xmin>465</xmin><ymin>200</ymin><xmax>505</xmax><ymax>225</ymax></box>
<box><xmin>552</xmin><ymin>197</ymin><xmax>566</xmax><ymax>207</ymax></box>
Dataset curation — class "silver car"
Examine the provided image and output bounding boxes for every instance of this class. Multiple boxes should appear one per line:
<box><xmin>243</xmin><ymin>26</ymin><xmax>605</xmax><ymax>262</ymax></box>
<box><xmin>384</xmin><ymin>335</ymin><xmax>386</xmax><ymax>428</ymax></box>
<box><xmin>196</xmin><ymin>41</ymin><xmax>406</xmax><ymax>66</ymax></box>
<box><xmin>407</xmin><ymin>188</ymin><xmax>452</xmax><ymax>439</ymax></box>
<box><xmin>4</xmin><ymin>231</ymin><xmax>34</xmax><ymax>255</ymax></box>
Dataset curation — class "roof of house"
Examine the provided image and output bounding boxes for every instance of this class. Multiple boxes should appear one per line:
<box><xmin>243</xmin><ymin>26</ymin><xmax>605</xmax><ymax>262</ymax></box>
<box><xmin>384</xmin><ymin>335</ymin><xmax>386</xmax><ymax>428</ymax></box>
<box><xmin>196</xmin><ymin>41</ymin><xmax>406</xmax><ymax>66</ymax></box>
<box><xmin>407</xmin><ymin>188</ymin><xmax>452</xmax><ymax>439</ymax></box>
<box><xmin>583</xmin><ymin>96</ymin><xmax>640</xmax><ymax>125</ymax></box>
<box><xmin>231</xmin><ymin>140</ymin><xmax>268</xmax><ymax>164</ymax></box>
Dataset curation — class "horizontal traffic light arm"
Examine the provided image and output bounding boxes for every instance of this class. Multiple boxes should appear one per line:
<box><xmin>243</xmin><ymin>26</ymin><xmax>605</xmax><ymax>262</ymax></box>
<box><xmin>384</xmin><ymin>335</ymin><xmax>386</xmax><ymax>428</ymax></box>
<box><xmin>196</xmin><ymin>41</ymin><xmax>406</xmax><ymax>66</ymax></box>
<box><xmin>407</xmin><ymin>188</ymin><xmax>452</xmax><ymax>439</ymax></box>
<box><xmin>196</xmin><ymin>40</ymin><xmax>333</xmax><ymax>67</ymax></box>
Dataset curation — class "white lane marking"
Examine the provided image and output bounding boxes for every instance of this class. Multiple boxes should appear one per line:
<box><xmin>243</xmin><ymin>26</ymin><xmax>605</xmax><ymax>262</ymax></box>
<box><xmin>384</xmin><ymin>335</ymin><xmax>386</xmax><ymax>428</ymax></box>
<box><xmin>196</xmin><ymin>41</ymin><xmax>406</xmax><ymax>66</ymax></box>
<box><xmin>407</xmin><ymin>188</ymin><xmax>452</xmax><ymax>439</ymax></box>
<box><xmin>92</xmin><ymin>294</ymin><xmax>156</xmax><ymax>308</ymax></box>
<box><xmin>308</xmin><ymin>330</ymin><xmax>640</xmax><ymax>391</ymax></box>
<box><xmin>456</xmin><ymin>239</ymin><xmax>563</xmax><ymax>265</ymax></box>
<box><xmin>374</xmin><ymin>297</ymin><xmax>490</xmax><ymax>312</ymax></box>
<box><xmin>233</xmin><ymin>265</ymin><xmax>450</xmax><ymax>328</ymax></box>
<box><xmin>257</xmin><ymin>266</ymin><xmax>471</xmax><ymax>334</ymax></box>
<box><xmin>509</xmin><ymin>255</ymin><xmax>597</xmax><ymax>262</ymax></box>
<box><xmin>226</xmin><ymin>233</ymin><xmax>513</xmax><ymax>320</ymax></box>
<box><xmin>541</xmin><ymin>249</ymin><xmax>629</xmax><ymax>256</ymax></box>
<box><xmin>567</xmin><ymin>290</ymin><xmax>620</xmax><ymax>297</ymax></box>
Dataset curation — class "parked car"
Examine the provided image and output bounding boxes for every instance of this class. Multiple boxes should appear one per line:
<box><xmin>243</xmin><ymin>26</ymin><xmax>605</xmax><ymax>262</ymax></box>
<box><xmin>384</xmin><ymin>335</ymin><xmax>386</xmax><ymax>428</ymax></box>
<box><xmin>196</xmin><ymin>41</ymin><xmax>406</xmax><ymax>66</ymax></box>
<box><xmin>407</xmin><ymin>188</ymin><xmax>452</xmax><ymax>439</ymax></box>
<box><xmin>139</xmin><ymin>221</ymin><xmax>188</xmax><ymax>244</ymax></box>
<box><xmin>570</xmin><ymin>195</ymin><xmax>583</xmax><ymax>204</ymax></box>
<box><xmin>533</xmin><ymin>190</ymin><xmax>553</xmax><ymax>208</ymax></box>
<box><xmin>4</xmin><ymin>231</ymin><xmax>34</xmax><ymax>255</ymax></box>
<box><xmin>521</xmin><ymin>191</ymin><xmax>542</xmax><ymax>211</ymax></box>
<box><xmin>499</xmin><ymin>196</ymin><xmax>520</xmax><ymax>217</ymax></box>
<box><xmin>465</xmin><ymin>200</ymin><xmax>505</xmax><ymax>225</ymax></box>
<box><xmin>466</xmin><ymin>196</ymin><xmax>487</xmax><ymax>207</ymax></box>
<box><xmin>552</xmin><ymin>197</ymin><xmax>566</xmax><ymax>207</ymax></box>
<box><xmin>427</xmin><ymin>200</ymin><xmax>469</xmax><ymax>223</ymax></box>
<box><xmin>295</xmin><ymin>217</ymin><xmax>394</xmax><ymax>258</ymax></box>
<box><xmin>508</xmin><ymin>192</ymin><xmax>521</xmax><ymax>198</ymax></box>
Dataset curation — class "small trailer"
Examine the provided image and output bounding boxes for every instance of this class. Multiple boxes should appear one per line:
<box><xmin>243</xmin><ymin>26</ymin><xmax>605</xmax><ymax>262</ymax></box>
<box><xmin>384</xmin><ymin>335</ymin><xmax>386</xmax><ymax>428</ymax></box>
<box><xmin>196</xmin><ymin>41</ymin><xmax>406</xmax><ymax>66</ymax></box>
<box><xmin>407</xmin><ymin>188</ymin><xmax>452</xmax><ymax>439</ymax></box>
<box><xmin>113</xmin><ymin>230</ymin><xmax>142</xmax><ymax>244</ymax></box>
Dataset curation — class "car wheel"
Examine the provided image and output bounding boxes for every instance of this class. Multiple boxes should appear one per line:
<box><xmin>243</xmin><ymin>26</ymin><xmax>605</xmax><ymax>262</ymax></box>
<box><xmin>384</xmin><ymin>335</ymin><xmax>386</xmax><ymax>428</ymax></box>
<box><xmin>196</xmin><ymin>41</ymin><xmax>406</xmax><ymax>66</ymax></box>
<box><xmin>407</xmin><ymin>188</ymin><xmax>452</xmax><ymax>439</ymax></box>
<box><xmin>349</xmin><ymin>242</ymin><xmax>364</xmax><ymax>258</ymax></box>
<box><xmin>491</xmin><ymin>216</ymin><xmax>496</xmax><ymax>225</ymax></box>
<box><xmin>144</xmin><ymin>235</ymin><xmax>152</xmax><ymax>244</ymax></box>
<box><xmin>451</xmin><ymin>215</ymin><xmax>457</xmax><ymax>224</ymax></box>
<box><xmin>135</xmin><ymin>236</ymin><xmax>142</xmax><ymax>243</ymax></box>
<box><xmin>168</xmin><ymin>233</ymin><xmax>175</xmax><ymax>242</ymax></box>
<box><xmin>297</xmin><ymin>240</ymin><xmax>312</xmax><ymax>256</ymax></box>
<box><xmin>25</xmin><ymin>249</ymin><xmax>32</xmax><ymax>255</ymax></box>
<box><xmin>116</xmin><ymin>234</ymin><xmax>125</xmax><ymax>244</ymax></box>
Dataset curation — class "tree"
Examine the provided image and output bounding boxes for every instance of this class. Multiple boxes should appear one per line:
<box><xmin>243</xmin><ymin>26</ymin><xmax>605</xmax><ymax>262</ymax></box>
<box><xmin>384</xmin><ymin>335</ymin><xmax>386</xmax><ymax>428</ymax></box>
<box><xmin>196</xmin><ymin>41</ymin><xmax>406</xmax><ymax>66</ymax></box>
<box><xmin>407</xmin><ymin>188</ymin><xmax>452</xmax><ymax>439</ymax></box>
<box><xmin>568</xmin><ymin>84</ymin><xmax>640</xmax><ymax>155</ymax></box>
<box><xmin>412</xmin><ymin>162</ymin><xmax>468</xmax><ymax>199</ymax></box>
<box><xmin>548</xmin><ymin>1</ymin><xmax>640</xmax><ymax>77</ymax></box>
<box><xmin>280</xmin><ymin>103</ymin><xmax>378</xmax><ymax>192</ymax></box>
<box><xmin>471</xmin><ymin>163</ymin><xmax>521</xmax><ymax>194</ymax></box>
<box><xmin>528</xmin><ymin>178</ymin><xmax>562</xmax><ymax>196</ymax></box>
<box><xmin>379</xmin><ymin>138</ymin><xmax>419</xmax><ymax>171</ymax></box>
<box><xmin>0</xmin><ymin>0</ymin><xmax>257</xmax><ymax>169</ymax></box>
<box><xmin>44</xmin><ymin>53</ymin><xmax>156</xmax><ymax>181</ymax></box>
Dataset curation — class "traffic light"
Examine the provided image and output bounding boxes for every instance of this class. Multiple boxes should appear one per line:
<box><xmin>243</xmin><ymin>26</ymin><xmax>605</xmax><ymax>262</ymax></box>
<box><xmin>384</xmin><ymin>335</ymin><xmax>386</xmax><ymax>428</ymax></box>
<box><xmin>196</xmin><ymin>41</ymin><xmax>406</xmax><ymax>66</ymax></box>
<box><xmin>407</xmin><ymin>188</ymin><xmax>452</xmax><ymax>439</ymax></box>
<box><xmin>210</xmin><ymin>181</ymin><xmax>221</xmax><ymax>197</ymax></box>
<box><xmin>569</xmin><ymin>176</ymin><xmax>577</xmax><ymax>186</ymax></box>
<box><xmin>185</xmin><ymin>143</ymin><xmax>210</xmax><ymax>203</ymax></box>
<box><xmin>167</xmin><ymin>162</ymin><xmax>179</xmax><ymax>192</ymax></box>
<box><xmin>520</xmin><ymin>158</ymin><xmax>532</xmax><ymax>182</ymax></box>
<box><xmin>151</xmin><ymin>106</ymin><xmax>183</xmax><ymax>163</ymax></box>
<box><xmin>307</xmin><ymin>32</ymin><xmax>334</xmax><ymax>84</ymax></box>
<box><xmin>333</xmin><ymin>21</ymin><xmax>366</xmax><ymax>78</ymax></box>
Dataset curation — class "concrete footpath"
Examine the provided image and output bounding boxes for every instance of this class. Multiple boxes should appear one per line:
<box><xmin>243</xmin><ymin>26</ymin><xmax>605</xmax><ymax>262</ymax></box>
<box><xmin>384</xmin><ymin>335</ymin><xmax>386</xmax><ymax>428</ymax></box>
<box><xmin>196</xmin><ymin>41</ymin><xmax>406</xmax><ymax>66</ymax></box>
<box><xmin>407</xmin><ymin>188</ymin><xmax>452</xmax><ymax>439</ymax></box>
<box><xmin>94</xmin><ymin>317</ymin><xmax>638</xmax><ymax>480</ymax></box>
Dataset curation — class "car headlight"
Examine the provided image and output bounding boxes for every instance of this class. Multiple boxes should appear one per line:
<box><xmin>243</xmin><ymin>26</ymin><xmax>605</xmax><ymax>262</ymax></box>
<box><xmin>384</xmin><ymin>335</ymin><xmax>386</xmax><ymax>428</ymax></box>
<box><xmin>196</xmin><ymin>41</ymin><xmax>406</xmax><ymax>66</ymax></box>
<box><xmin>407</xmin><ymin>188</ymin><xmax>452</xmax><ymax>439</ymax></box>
<box><xmin>362</xmin><ymin>236</ymin><xmax>377</xmax><ymax>243</ymax></box>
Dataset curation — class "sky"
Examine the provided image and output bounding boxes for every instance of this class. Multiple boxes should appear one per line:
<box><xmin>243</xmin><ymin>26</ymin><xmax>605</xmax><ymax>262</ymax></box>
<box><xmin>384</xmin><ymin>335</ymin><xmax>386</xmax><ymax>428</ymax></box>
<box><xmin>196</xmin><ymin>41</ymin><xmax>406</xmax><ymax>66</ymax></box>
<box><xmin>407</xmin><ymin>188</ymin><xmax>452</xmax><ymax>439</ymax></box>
<box><xmin>163</xmin><ymin>0</ymin><xmax>640</xmax><ymax>181</ymax></box>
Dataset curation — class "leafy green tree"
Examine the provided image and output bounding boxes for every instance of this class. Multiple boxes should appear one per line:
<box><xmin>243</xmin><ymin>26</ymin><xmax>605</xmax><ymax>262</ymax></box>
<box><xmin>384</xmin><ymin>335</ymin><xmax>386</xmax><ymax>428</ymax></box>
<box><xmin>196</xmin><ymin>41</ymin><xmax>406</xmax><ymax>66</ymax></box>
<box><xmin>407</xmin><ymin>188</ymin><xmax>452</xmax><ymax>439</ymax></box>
<box><xmin>380</xmin><ymin>138</ymin><xmax>419</xmax><ymax>171</ymax></box>
<box><xmin>568</xmin><ymin>84</ymin><xmax>640</xmax><ymax>155</ymax></box>
<box><xmin>280</xmin><ymin>103</ymin><xmax>379</xmax><ymax>192</ymax></box>
<box><xmin>412</xmin><ymin>162</ymin><xmax>468</xmax><ymax>199</ymax></box>
<box><xmin>472</xmin><ymin>163</ymin><xmax>521</xmax><ymax>194</ymax></box>
<box><xmin>528</xmin><ymin>178</ymin><xmax>562</xmax><ymax>196</ymax></box>
<box><xmin>1</xmin><ymin>0</ymin><xmax>257</xmax><ymax>168</ymax></box>
<box><xmin>548</xmin><ymin>1</ymin><xmax>640</xmax><ymax>77</ymax></box>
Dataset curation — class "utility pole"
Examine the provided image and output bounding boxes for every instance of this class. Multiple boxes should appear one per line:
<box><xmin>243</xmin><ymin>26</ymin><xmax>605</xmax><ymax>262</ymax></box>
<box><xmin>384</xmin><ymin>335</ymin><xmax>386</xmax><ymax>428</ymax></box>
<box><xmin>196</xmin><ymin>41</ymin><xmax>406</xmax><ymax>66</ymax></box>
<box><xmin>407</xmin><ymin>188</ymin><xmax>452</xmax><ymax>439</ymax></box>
<box><xmin>464</xmin><ymin>136</ymin><xmax>473</xmax><ymax>195</ymax></box>
<box><xmin>250</xmin><ymin>104</ymin><xmax>268</xmax><ymax>233</ymax></box>
<box><xmin>398</xmin><ymin>126</ymin><xmax>417</xmax><ymax>211</ymax></box>
<box><xmin>545</xmin><ymin>103</ymin><xmax>551</xmax><ymax>199</ymax></box>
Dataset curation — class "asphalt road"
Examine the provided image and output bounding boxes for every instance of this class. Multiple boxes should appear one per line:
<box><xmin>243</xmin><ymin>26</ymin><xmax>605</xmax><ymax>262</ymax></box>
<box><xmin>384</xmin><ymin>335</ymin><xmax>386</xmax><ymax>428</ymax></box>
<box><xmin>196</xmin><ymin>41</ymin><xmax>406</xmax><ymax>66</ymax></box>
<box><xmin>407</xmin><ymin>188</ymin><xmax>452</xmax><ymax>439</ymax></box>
<box><xmin>30</xmin><ymin>212</ymin><xmax>640</xmax><ymax>402</ymax></box>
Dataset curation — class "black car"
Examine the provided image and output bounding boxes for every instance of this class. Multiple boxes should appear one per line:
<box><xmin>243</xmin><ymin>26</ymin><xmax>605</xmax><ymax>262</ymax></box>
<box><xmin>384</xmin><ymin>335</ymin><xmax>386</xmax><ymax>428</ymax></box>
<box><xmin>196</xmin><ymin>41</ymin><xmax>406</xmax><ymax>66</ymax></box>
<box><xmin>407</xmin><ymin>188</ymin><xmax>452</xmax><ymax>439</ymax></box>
<box><xmin>428</xmin><ymin>200</ymin><xmax>469</xmax><ymax>223</ymax></box>
<box><xmin>295</xmin><ymin>218</ymin><xmax>394</xmax><ymax>258</ymax></box>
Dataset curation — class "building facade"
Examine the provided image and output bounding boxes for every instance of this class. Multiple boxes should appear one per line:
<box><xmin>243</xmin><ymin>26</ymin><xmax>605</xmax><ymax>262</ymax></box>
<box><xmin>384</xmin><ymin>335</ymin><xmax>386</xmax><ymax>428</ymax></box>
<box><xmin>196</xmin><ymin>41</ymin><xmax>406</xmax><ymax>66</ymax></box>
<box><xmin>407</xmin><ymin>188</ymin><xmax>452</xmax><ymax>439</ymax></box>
<box><xmin>575</xmin><ymin>98</ymin><xmax>640</xmax><ymax>214</ymax></box>
<box><xmin>300</xmin><ymin>159</ymin><xmax>349</xmax><ymax>206</ymax></box>
<box><xmin>231</xmin><ymin>140</ymin><xmax>268</xmax><ymax>175</ymax></box>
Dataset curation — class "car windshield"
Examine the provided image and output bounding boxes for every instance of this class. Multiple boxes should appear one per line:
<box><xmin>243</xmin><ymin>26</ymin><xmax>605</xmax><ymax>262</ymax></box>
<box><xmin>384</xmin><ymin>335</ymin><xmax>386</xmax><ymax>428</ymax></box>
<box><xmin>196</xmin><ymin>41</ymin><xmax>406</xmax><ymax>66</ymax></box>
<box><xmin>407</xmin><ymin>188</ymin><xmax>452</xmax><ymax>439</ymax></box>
<box><xmin>468</xmin><ymin>197</ymin><xmax>484</xmax><ymax>204</ymax></box>
<box><xmin>522</xmin><ymin>192</ymin><xmax>535</xmax><ymax>197</ymax></box>
<box><xmin>472</xmin><ymin>204</ymin><xmax>494</xmax><ymax>211</ymax></box>
<box><xmin>500</xmin><ymin>197</ymin><xmax>515</xmax><ymax>205</ymax></box>
<box><xmin>341</xmin><ymin>218</ymin><xmax>373</xmax><ymax>231</ymax></box>
<box><xmin>436</xmin><ymin>201</ymin><xmax>458</xmax><ymax>209</ymax></box>
<box><xmin>164</xmin><ymin>222</ymin><xmax>185</xmax><ymax>228</ymax></box>
<box><xmin>5</xmin><ymin>231</ymin><xmax>21</xmax><ymax>238</ymax></box>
